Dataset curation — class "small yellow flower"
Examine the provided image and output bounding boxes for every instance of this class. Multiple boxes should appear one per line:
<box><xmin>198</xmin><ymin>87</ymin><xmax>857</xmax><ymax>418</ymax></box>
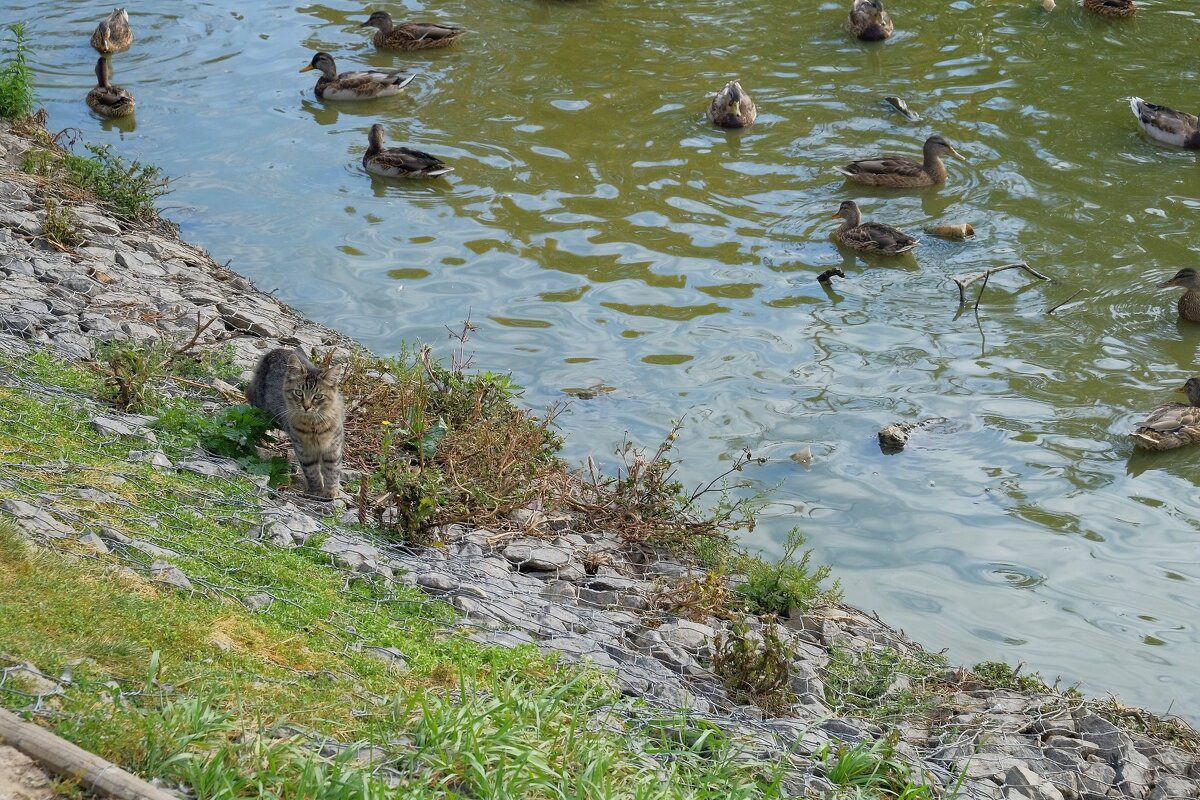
<box><xmin>381</xmin><ymin>420</ymin><xmax>391</xmax><ymax>426</ymax></box>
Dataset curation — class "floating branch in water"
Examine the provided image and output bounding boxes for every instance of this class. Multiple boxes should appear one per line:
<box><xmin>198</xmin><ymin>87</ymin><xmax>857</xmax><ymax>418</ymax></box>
<box><xmin>1047</xmin><ymin>288</ymin><xmax>1085</xmax><ymax>315</ymax></box>
<box><xmin>950</xmin><ymin>261</ymin><xmax>1050</xmax><ymax>305</ymax></box>
<box><xmin>817</xmin><ymin>268</ymin><xmax>846</xmax><ymax>283</ymax></box>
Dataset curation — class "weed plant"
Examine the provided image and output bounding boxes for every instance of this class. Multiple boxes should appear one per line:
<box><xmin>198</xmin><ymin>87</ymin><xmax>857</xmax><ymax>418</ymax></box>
<box><xmin>0</xmin><ymin>24</ymin><xmax>34</xmax><ymax>119</ymax></box>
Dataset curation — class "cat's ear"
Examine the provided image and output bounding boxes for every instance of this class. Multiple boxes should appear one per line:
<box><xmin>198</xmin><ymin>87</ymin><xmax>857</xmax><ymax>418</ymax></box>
<box><xmin>286</xmin><ymin>352</ymin><xmax>306</xmax><ymax>379</ymax></box>
<box><xmin>321</xmin><ymin>362</ymin><xmax>347</xmax><ymax>385</ymax></box>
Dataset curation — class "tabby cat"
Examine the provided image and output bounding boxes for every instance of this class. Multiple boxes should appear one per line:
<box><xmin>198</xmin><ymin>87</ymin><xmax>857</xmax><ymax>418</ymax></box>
<box><xmin>246</xmin><ymin>348</ymin><xmax>346</xmax><ymax>499</ymax></box>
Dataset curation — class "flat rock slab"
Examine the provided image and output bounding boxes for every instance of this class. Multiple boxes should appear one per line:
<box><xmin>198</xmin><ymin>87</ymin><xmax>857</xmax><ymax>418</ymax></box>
<box><xmin>2</xmin><ymin>499</ymin><xmax>74</xmax><ymax>539</ymax></box>
<box><xmin>502</xmin><ymin>537</ymin><xmax>574</xmax><ymax>571</ymax></box>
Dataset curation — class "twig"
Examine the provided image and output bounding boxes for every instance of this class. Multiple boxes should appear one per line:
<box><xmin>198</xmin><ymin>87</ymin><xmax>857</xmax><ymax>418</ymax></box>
<box><xmin>172</xmin><ymin>312</ymin><xmax>218</xmax><ymax>357</ymax></box>
<box><xmin>973</xmin><ymin>270</ymin><xmax>991</xmax><ymax>313</ymax></box>
<box><xmin>950</xmin><ymin>262</ymin><xmax>1050</xmax><ymax>304</ymax></box>
<box><xmin>1047</xmin><ymin>288</ymin><xmax>1084</xmax><ymax>315</ymax></box>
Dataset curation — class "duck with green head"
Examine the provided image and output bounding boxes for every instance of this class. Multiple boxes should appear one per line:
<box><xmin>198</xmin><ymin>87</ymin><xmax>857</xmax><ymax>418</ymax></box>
<box><xmin>300</xmin><ymin>52</ymin><xmax>415</xmax><ymax>101</ymax></box>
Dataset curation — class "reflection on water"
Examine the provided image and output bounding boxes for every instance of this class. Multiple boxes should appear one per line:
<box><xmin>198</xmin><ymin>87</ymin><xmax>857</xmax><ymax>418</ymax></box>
<box><xmin>6</xmin><ymin>0</ymin><xmax>1200</xmax><ymax>717</ymax></box>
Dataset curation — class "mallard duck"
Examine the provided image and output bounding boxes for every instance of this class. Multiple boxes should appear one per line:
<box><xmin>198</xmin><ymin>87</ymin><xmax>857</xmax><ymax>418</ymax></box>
<box><xmin>707</xmin><ymin>80</ymin><xmax>757</xmax><ymax>129</ymax></box>
<box><xmin>831</xmin><ymin>200</ymin><xmax>919</xmax><ymax>255</ymax></box>
<box><xmin>1157</xmin><ymin>268</ymin><xmax>1200</xmax><ymax>323</ymax></box>
<box><xmin>835</xmin><ymin>135</ymin><xmax>965</xmax><ymax>188</ymax></box>
<box><xmin>362</xmin><ymin>124</ymin><xmax>453</xmax><ymax>179</ymax></box>
<box><xmin>846</xmin><ymin>0</ymin><xmax>894</xmax><ymax>41</ymax></box>
<box><xmin>299</xmin><ymin>52</ymin><xmax>415</xmax><ymax>101</ymax></box>
<box><xmin>91</xmin><ymin>8</ymin><xmax>133</xmax><ymax>55</ymax></box>
<box><xmin>1129</xmin><ymin>97</ymin><xmax>1200</xmax><ymax>149</ymax></box>
<box><xmin>1081</xmin><ymin>0</ymin><xmax>1135</xmax><ymax>17</ymax></box>
<box><xmin>86</xmin><ymin>57</ymin><xmax>135</xmax><ymax>118</ymax></box>
<box><xmin>1130</xmin><ymin>378</ymin><xmax>1200</xmax><ymax>450</ymax></box>
<box><xmin>361</xmin><ymin>11</ymin><xmax>464</xmax><ymax>51</ymax></box>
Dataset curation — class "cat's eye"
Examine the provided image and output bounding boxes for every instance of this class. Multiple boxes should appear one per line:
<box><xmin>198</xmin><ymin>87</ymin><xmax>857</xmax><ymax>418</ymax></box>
<box><xmin>314</xmin><ymin>393</ymin><xmax>324</xmax><ymax>401</ymax></box>
<box><xmin>292</xmin><ymin>390</ymin><xmax>303</xmax><ymax>398</ymax></box>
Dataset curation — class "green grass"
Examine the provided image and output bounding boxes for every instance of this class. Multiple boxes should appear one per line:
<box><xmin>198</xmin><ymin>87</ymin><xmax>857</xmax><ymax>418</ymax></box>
<box><xmin>0</xmin><ymin>23</ymin><xmax>34</xmax><ymax>119</ymax></box>
<box><xmin>818</xmin><ymin>738</ymin><xmax>943</xmax><ymax>800</ymax></box>
<box><xmin>0</xmin><ymin>348</ymin><xmax>794</xmax><ymax>798</ymax></box>
<box><xmin>823</xmin><ymin>646</ymin><xmax>948</xmax><ymax>722</ymax></box>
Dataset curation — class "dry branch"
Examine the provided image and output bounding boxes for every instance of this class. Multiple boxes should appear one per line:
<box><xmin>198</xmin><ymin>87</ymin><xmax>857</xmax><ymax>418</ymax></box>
<box><xmin>950</xmin><ymin>262</ymin><xmax>1050</xmax><ymax>304</ymax></box>
<box><xmin>0</xmin><ymin>707</ymin><xmax>178</xmax><ymax>800</ymax></box>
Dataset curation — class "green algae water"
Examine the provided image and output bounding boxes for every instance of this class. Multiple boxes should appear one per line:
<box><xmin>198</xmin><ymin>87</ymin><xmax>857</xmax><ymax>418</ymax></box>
<box><xmin>6</xmin><ymin>0</ymin><xmax>1200</xmax><ymax>715</ymax></box>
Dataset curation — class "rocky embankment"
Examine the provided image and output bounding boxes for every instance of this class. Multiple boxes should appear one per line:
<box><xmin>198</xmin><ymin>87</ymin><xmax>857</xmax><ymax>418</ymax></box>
<box><xmin>1</xmin><ymin>121</ymin><xmax>1198</xmax><ymax>799</ymax></box>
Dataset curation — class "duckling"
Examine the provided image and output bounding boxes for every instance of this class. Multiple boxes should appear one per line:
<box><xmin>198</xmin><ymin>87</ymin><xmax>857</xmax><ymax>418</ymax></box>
<box><xmin>835</xmin><ymin>135</ymin><xmax>965</xmax><ymax>188</ymax></box>
<box><xmin>86</xmin><ymin>57</ymin><xmax>135</xmax><ymax>118</ymax></box>
<box><xmin>1157</xmin><ymin>268</ymin><xmax>1200</xmax><ymax>323</ymax></box>
<box><xmin>91</xmin><ymin>8</ymin><xmax>133</xmax><ymax>55</ymax></box>
<box><xmin>1130</xmin><ymin>378</ymin><xmax>1200</xmax><ymax>451</ymax></box>
<box><xmin>831</xmin><ymin>200</ymin><xmax>919</xmax><ymax>255</ymax></box>
<box><xmin>1129</xmin><ymin>97</ymin><xmax>1200</xmax><ymax>149</ymax></box>
<box><xmin>362</xmin><ymin>124</ymin><xmax>453</xmax><ymax>179</ymax></box>
<box><xmin>846</xmin><ymin>0</ymin><xmax>894</xmax><ymax>41</ymax></box>
<box><xmin>707</xmin><ymin>80</ymin><xmax>757</xmax><ymax>129</ymax></box>
<box><xmin>1081</xmin><ymin>0</ymin><xmax>1135</xmax><ymax>17</ymax></box>
<box><xmin>361</xmin><ymin>11</ymin><xmax>464</xmax><ymax>51</ymax></box>
<box><xmin>299</xmin><ymin>52</ymin><xmax>415</xmax><ymax>101</ymax></box>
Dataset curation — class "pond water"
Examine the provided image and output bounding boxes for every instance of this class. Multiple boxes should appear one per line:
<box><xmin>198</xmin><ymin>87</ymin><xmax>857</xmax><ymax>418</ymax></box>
<box><xmin>6</xmin><ymin>0</ymin><xmax>1200</xmax><ymax>717</ymax></box>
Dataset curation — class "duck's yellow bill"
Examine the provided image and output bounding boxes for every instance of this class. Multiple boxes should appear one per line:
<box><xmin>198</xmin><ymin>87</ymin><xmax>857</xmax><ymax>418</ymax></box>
<box><xmin>299</xmin><ymin>64</ymin><xmax>314</xmax><ymax>73</ymax></box>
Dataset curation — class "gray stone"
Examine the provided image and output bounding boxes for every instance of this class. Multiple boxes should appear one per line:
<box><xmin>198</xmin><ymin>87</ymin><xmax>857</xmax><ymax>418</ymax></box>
<box><xmin>149</xmin><ymin>560</ymin><xmax>193</xmax><ymax>591</ymax></box>
<box><xmin>2</xmin><ymin>499</ymin><xmax>74</xmax><ymax>539</ymax></box>
<box><xmin>176</xmin><ymin>455</ymin><xmax>242</xmax><ymax>478</ymax></box>
<box><xmin>468</xmin><ymin>630</ymin><xmax>536</xmax><ymax>648</ymax></box>
<box><xmin>120</xmin><ymin>321</ymin><xmax>161</xmax><ymax>342</ymax></box>
<box><xmin>75</xmin><ymin>211</ymin><xmax>121</xmax><ymax>235</ymax></box>
<box><xmin>502</xmin><ymin>537</ymin><xmax>574</xmax><ymax>571</ymax></box>
<box><xmin>414</xmin><ymin>571</ymin><xmax>456</xmax><ymax>593</ymax></box>
<box><xmin>657</xmin><ymin>619</ymin><xmax>715</xmax><ymax>652</ymax></box>
<box><xmin>76</xmin><ymin>532</ymin><xmax>109</xmax><ymax>553</ymax></box>
<box><xmin>218</xmin><ymin>303</ymin><xmax>283</xmax><ymax>338</ymax></box>
<box><xmin>541</xmin><ymin>580</ymin><xmax>577</xmax><ymax>602</ymax></box>
<box><xmin>92</xmin><ymin>414</ymin><xmax>157</xmax><ymax>442</ymax></box>
<box><xmin>1146</xmin><ymin>776</ymin><xmax>1196</xmax><ymax>800</ymax></box>
<box><xmin>244</xmin><ymin>592</ymin><xmax>273</xmax><ymax>612</ymax></box>
<box><xmin>127</xmin><ymin>449</ymin><xmax>173</xmax><ymax>469</ymax></box>
<box><xmin>364</xmin><ymin>646</ymin><xmax>407</xmax><ymax>670</ymax></box>
<box><xmin>1006</xmin><ymin>764</ymin><xmax>1066</xmax><ymax>800</ymax></box>
<box><xmin>257</xmin><ymin>505</ymin><xmax>322</xmax><ymax>547</ymax></box>
<box><xmin>578</xmin><ymin>588</ymin><xmax>619</xmax><ymax>608</ymax></box>
<box><xmin>1076</xmin><ymin>712</ymin><xmax>1125</xmax><ymax>758</ymax></box>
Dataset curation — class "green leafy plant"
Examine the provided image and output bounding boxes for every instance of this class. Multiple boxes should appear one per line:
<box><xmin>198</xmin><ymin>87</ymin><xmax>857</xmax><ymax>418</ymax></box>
<box><xmin>711</xmin><ymin>617</ymin><xmax>795</xmax><ymax>715</ymax></box>
<box><xmin>96</xmin><ymin>339</ymin><xmax>173</xmax><ymax>412</ymax></box>
<box><xmin>0</xmin><ymin>23</ymin><xmax>35</xmax><ymax>119</ymax></box>
<box><xmin>154</xmin><ymin>402</ymin><xmax>290</xmax><ymax>487</ymax></box>
<box><xmin>41</xmin><ymin>197</ymin><xmax>83</xmax><ymax>249</ymax></box>
<box><xmin>62</xmin><ymin>144</ymin><xmax>169</xmax><ymax>223</ymax></box>
<box><xmin>971</xmin><ymin>661</ymin><xmax>1050</xmax><ymax>694</ymax></box>
<box><xmin>735</xmin><ymin>528</ymin><xmax>839</xmax><ymax>617</ymax></box>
